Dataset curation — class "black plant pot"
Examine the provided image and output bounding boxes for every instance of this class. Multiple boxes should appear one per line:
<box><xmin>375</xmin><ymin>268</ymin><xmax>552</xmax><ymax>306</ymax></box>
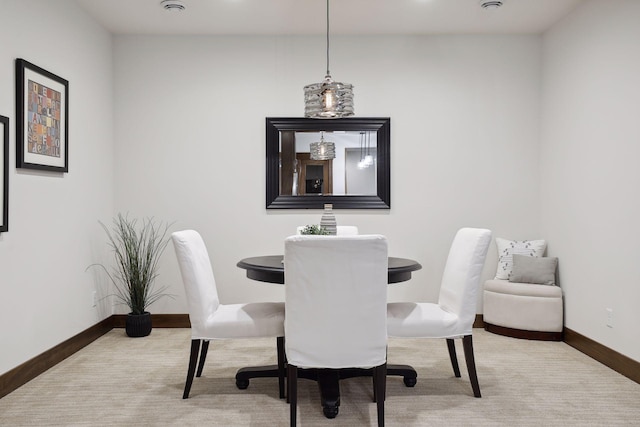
<box><xmin>126</xmin><ymin>312</ymin><xmax>152</xmax><ymax>337</ymax></box>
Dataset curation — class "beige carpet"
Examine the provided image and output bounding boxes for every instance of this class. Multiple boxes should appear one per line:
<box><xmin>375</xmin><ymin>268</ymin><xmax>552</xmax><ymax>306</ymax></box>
<box><xmin>1</xmin><ymin>328</ymin><xmax>638</xmax><ymax>426</ymax></box>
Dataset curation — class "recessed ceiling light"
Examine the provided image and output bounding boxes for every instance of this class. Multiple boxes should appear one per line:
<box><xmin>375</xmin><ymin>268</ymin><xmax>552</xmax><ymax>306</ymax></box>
<box><xmin>160</xmin><ymin>0</ymin><xmax>186</xmax><ymax>12</ymax></box>
<box><xmin>479</xmin><ymin>0</ymin><xmax>503</xmax><ymax>10</ymax></box>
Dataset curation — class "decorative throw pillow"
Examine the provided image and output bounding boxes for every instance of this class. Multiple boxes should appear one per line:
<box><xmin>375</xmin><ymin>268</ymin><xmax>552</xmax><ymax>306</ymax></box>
<box><xmin>495</xmin><ymin>238</ymin><xmax>547</xmax><ymax>280</ymax></box>
<box><xmin>509</xmin><ymin>254</ymin><xmax>558</xmax><ymax>285</ymax></box>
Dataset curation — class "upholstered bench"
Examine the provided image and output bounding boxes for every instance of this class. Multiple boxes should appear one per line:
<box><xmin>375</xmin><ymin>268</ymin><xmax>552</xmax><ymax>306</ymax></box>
<box><xmin>483</xmin><ymin>238</ymin><xmax>563</xmax><ymax>341</ymax></box>
<box><xmin>483</xmin><ymin>279</ymin><xmax>563</xmax><ymax>341</ymax></box>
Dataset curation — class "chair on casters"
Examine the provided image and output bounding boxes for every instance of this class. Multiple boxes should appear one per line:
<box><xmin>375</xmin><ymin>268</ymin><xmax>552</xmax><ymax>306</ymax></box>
<box><xmin>285</xmin><ymin>235</ymin><xmax>389</xmax><ymax>426</ymax></box>
<box><xmin>387</xmin><ymin>227</ymin><xmax>492</xmax><ymax>397</ymax></box>
<box><xmin>172</xmin><ymin>230</ymin><xmax>286</xmax><ymax>399</ymax></box>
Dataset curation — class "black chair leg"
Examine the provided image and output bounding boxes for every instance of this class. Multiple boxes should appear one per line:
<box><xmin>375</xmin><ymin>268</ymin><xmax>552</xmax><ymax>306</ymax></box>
<box><xmin>373</xmin><ymin>346</ymin><xmax>388</xmax><ymax>402</ymax></box>
<box><xmin>277</xmin><ymin>336</ymin><xmax>286</xmax><ymax>399</ymax></box>
<box><xmin>372</xmin><ymin>369</ymin><xmax>377</xmax><ymax>402</ymax></box>
<box><xmin>462</xmin><ymin>335</ymin><xmax>481</xmax><ymax>398</ymax></box>
<box><xmin>196</xmin><ymin>340</ymin><xmax>210</xmax><ymax>377</ymax></box>
<box><xmin>372</xmin><ymin>366</ymin><xmax>386</xmax><ymax>403</ymax></box>
<box><xmin>183</xmin><ymin>339</ymin><xmax>201</xmax><ymax>399</ymax></box>
<box><xmin>288</xmin><ymin>364</ymin><xmax>298</xmax><ymax>427</ymax></box>
<box><xmin>373</xmin><ymin>363</ymin><xmax>386</xmax><ymax>427</ymax></box>
<box><xmin>447</xmin><ymin>338</ymin><xmax>461</xmax><ymax>377</ymax></box>
<box><xmin>285</xmin><ymin>351</ymin><xmax>290</xmax><ymax>403</ymax></box>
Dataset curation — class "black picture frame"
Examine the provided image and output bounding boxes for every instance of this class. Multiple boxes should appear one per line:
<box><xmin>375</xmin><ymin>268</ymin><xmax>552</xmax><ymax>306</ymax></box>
<box><xmin>266</xmin><ymin>117</ymin><xmax>391</xmax><ymax>209</ymax></box>
<box><xmin>0</xmin><ymin>115</ymin><xmax>8</xmax><ymax>232</ymax></box>
<box><xmin>15</xmin><ymin>58</ymin><xmax>69</xmax><ymax>172</ymax></box>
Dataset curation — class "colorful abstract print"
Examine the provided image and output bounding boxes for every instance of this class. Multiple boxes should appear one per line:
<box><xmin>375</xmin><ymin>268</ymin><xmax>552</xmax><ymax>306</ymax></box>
<box><xmin>27</xmin><ymin>80</ymin><xmax>62</xmax><ymax>158</ymax></box>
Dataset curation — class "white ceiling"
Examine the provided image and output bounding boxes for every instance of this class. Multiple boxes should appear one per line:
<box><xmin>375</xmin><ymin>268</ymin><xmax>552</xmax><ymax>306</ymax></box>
<box><xmin>74</xmin><ymin>0</ymin><xmax>584</xmax><ymax>36</ymax></box>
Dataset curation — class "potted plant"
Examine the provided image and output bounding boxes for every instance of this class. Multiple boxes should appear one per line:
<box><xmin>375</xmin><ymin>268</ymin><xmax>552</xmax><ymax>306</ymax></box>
<box><xmin>300</xmin><ymin>224</ymin><xmax>329</xmax><ymax>235</ymax></box>
<box><xmin>89</xmin><ymin>213</ymin><xmax>172</xmax><ymax>337</ymax></box>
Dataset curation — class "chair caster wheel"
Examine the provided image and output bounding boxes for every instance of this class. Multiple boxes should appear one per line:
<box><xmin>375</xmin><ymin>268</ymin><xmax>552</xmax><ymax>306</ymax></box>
<box><xmin>403</xmin><ymin>377</ymin><xmax>417</xmax><ymax>387</ymax></box>
<box><xmin>322</xmin><ymin>404</ymin><xmax>339</xmax><ymax>418</ymax></box>
<box><xmin>236</xmin><ymin>379</ymin><xmax>250</xmax><ymax>389</ymax></box>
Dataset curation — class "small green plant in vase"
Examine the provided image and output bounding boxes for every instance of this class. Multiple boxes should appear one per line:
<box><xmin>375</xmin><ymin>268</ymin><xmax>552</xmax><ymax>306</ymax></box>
<box><xmin>300</xmin><ymin>224</ymin><xmax>329</xmax><ymax>235</ymax></box>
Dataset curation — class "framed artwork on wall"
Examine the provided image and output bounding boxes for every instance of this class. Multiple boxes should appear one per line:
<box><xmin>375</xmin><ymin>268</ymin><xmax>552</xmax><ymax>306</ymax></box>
<box><xmin>1</xmin><ymin>115</ymin><xmax>8</xmax><ymax>232</ymax></box>
<box><xmin>15</xmin><ymin>58</ymin><xmax>69</xmax><ymax>172</ymax></box>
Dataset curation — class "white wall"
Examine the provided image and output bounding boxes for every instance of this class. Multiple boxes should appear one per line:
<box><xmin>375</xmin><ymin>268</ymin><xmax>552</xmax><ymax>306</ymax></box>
<box><xmin>0</xmin><ymin>1</ymin><xmax>114</xmax><ymax>375</ymax></box>
<box><xmin>540</xmin><ymin>0</ymin><xmax>640</xmax><ymax>361</ymax></box>
<box><xmin>14</xmin><ymin>1</ymin><xmax>638</xmax><ymax>379</ymax></box>
<box><xmin>113</xmin><ymin>35</ymin><xmax>542</xmax><ymax>314</ymax></box>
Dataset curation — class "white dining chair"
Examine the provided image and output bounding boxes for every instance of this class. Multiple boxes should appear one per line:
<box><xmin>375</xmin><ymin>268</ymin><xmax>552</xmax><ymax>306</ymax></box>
<box><xmin>284</xmin><ymin>234</ymin><xmax>388</xmax><ymax>426</ymax></box>
<box><xmin>172</xmin><ymin>230</ymin><xmax>286</xmax><ymax>399</ymax></box>
<box><xmin>296</xmin><ymin>225</ymin><xmax>359</xmax><ymax>235</ymax></box>
<box><xmin>387</xmin><ymin>227</ymin><xmax>492</xmax><ymax>397</ymax></box>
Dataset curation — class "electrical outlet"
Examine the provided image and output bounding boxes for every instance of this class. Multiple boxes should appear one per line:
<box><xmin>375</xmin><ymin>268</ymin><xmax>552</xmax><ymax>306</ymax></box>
<box><xmin>606</xmin><ymin>308</ymin><xmax>613</xmax><ymax>328</ymax></box>
<box><xmin>92</xmin><ymin>291</ymin><xmax>97</xmax><ymax>307</ymax></box>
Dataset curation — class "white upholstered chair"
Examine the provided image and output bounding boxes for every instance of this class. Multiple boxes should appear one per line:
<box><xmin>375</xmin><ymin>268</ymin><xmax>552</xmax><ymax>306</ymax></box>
<box><xmin>284</xmin><ymin>235</ymin><xmax>388</xmax><ymax>426</ymax></box>
<box><xmin>172</xmin><ymin>230</ymin><xmax>286</xmax><ymax>399</ymax></box>
<box><xmin>296</xmin><ymin>225</ymin><xmax>359</xmax><ymax>236</ymax></box>
<box><xmin>387</xmin><ymin>227</ymin><xmax>492</xmax><ymax>397</ymax></box>
<box><xmin>483</xmin><ymin>279</ymin><xmax>563</xmax><ymax>340</ymax></box>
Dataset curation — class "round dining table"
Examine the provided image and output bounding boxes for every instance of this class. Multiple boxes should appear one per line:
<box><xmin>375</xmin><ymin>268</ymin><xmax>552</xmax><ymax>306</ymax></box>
<box><xmin>236</xmin><ymin>255</ymin><xmax>422</xmax><ymax>419</ymax></box>
<box><xmin>238</xmin><ymin>255</ymin><xmax>422</xmax><ymax>285</ymax></box>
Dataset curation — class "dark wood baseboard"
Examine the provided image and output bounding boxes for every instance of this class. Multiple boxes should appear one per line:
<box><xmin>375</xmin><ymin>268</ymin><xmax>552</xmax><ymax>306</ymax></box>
<box><xmin>483</xmin><ymin>322</ymin><xmax>563</xmax><ymax>341</ymax></box>
<box><xmin>0</xmin><ymin>314</ymin><xmax>191</xmax><ymax>399</ymax></box>
<box><xmin>473</xmin><ymin>314</ymin><xmax>484</xmax><ymax>328</ymax></box>
<box><xmin>478</xmin><ymin>314</ymin><xmax>639</xmax><ymax>385</ymax></box>
<box><xmin>0</xmin><ymin>317</ymin><xmax>113</xmax><ymax>399</ymax></box>
<box><xmin>111</xmin><ymin>313</ymin><xmax>190</xmax><ymax>328</ymax></box>
<box><xmin>564</xmin><ymin>327</ymin><xmax>640</xmax><ymax>384</ymax></box>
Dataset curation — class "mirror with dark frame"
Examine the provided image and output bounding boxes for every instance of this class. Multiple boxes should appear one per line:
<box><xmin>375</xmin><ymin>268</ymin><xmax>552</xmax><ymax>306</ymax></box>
<box><xmin>266</xmin><ymin>117</ymin><xmax>390</xmax><ymax>209</ymax></box>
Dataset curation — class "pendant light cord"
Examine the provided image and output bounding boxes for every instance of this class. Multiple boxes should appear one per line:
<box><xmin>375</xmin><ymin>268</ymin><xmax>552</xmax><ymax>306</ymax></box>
<box><xmin>326</xmin><ymin>0</ymin><xmax>330</xmax><ymax>76</ymax></box>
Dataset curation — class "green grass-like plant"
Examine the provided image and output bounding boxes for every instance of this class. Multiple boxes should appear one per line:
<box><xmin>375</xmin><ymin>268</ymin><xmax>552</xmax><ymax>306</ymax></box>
<box><xmin>88</xmin><ymin>213</ymin><xmax>173</xmax><ymax>315</ymax></box>
<box><xmin>300</xmin><ymin>224</ymin><xmax>329</xmax><ymax>235</ymax></box>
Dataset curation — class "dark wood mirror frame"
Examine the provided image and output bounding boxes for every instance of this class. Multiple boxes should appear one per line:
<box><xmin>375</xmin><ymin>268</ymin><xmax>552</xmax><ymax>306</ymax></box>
<box><xmin>266</xmin><ymin>117</ymin><xmax>390</xmax><ymax>209</ymax></box>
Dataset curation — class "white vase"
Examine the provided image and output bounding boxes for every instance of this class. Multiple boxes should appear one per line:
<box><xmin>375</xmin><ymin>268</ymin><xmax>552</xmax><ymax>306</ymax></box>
<box><xmin>320</xmin><ymin>204</ymin><xmax>337</xmax><ymax>235</ymax></box>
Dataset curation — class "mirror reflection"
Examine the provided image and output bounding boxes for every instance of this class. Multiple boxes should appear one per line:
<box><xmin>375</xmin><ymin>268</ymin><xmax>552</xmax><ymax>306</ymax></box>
<box><xmin>266</xmin><ymin>117</ymin><xmax>390</xmax><ymax>210</ymax></box>
<box><xmin>280</xmin><ymin>131</ymin><xmax>377</xmax><ymax>196</ymax></box>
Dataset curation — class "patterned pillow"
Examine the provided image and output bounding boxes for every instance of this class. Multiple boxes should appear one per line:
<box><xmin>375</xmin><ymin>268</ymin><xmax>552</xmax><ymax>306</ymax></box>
<box><xmin>495</xmin><ymin>238</ymin><xmax>547</xmax><ymax>280</ymax></box>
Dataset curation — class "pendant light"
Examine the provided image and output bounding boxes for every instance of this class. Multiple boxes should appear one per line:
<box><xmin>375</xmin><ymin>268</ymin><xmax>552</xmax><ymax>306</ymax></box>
<box><xmin>357</xmin><ymin>132</ymin><xmax>366</xmax><ymax>169</ymax></box>
<box><xmin>310</xmin><ymin>131</ymin><xmax>336</xmax><ymax>160</ymax></box>
<box><xmin>363</xmin><ymin>131</ymin><xmax>374</xmax><ymax>167</ymax></box>
<box><xmin>357</xmin><ymin>131</ymin><xmax>373</xmax><ymax>169</ymax></box>
<box><xmin>303</xmin><ymin>0</ymin><xmax>354</xmax><ymax>118</ymax></box>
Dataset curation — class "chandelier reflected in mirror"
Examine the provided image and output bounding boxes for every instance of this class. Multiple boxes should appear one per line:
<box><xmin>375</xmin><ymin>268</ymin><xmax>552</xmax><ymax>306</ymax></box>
<box><xmin>310</xmin><ymin>131</ymin><xmax>336</xmax><ymax>160</ymax></box>
<box><xmin>304</xmin><ymin>0</ymin><xmax>354</xmax><ymax>118</ymax></box>
<box><xmin>357</xmin><ymin>131</ymin><xmax>374</xmax><ymax>169</ymax></box>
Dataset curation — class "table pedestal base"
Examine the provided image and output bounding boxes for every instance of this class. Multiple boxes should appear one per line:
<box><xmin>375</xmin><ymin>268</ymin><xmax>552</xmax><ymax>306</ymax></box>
<box><xmin>235</xmin><ymin>363</ymin><xmax>417</xmax><ymax>418</ymax></box>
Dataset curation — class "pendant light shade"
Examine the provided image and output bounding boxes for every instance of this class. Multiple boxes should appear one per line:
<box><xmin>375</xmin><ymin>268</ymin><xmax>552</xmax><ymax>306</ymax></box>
<box><xmin>310</xmin><ymin>132</ymin><xmax>336</xmax><ymax>160</ymax></box>
<box><xmin>304</xmin><ymin>0</ymin><xmax>354</xmax><ymax>118</ymax></box>
<box><xmin>357</xmin><ymin>131</ymin><xmax>374</xmax><ymax>169</ymax></box>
